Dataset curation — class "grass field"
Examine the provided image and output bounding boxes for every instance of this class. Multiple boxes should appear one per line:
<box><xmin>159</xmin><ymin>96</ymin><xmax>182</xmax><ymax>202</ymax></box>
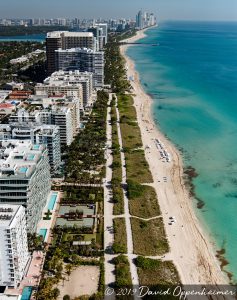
<box><xmin>125</xmin><ymin>150</ymin><xmax>153</xmax><ymax>183</ymax></box>
<box><xmin>113</xmin><ymin>218</ymin><xmax>127</xmax><ymax>253</ymax></box>
<box><xmin>118</xmin><ymin>94</ymin><xmax>153</xmax><ymax>184</ymax></box>
<box><xmin>128</xmin><ymin>184</ymin><xmax>160</xmax><ymax>218</ymax></box>
<box><xmin>135</xmin><ymin>256</ymin><xmax>180</xmax><ymax>286</ymax></box>
<box><xmin>131</xmin><ymin>218</ymin><xmax>169</xmax><ymax>256</ymax></box>
<box><xmin>117</xmin><ymin>94</ymin><xmax>137</xmax><ymax>121</ymax></box>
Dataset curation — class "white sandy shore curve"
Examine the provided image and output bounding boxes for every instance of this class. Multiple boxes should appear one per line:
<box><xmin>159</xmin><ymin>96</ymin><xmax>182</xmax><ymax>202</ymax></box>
<box><xmin>120</xmin><ymin>27</ymin><xmax>228</xmax><ymax>285</ymax></box>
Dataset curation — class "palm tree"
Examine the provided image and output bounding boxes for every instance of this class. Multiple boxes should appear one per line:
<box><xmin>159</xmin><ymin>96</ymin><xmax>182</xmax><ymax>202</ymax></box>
<box><xmin>65</xmin><ymin>264</ymin><xmax>73</xmax><ymax>281</ymax></box>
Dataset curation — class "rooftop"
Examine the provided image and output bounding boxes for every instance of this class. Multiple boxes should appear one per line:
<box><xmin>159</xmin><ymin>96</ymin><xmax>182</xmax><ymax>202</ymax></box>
<box><xmin>0</xmin><ymin>204</ymin><xmax>22</xmax><ymax>227</ymax></box>
<box><xmin>0</xmin><ymin>140</ymin><xmax>46</xmax><ymax>179</ymax></box>
<box><xmin>55</xmin><ymin>47</ymin><xmax>99</xmax><ymax>54</ymax></box>
<box><xmin>46</xmin><ymin>31</ymin><xmax>94</xmax><ymax>38</ymax></box>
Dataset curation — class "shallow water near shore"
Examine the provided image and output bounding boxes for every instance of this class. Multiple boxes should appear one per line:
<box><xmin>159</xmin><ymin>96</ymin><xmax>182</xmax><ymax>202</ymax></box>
<box><xmin>127</xmin><ymin>21</ymin><xmax>237</xmax><ymax>281</ymax></box>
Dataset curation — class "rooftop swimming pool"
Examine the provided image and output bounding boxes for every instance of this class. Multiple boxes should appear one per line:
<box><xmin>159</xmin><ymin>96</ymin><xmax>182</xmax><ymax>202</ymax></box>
<box><xmin>47</xmin><ymin>192</ymin><xmax>58</xmax><ymax>210</ymax></box>
<box><xmin>27</xmin><ymin>154</ymin><xmax>35</xmax><ymax>161</ymax></box>
<box><xmin>21</xmin><ymin>286</ymin><xmax>33</xmax><ymax>300</ymax></box>
<box><xmin>32</xmin><ymin>144</ymin><xmax>40</xmax><ymax>150</ymax></box>
<box><xmin>38</xmin><ymin>228</ymin><xmax>47</xmax><ymax>241</ymax></box>
<box><xmin>19</xmin><ymin>167</ymin><xmax>28</xmax><ymax>173</ymax></box>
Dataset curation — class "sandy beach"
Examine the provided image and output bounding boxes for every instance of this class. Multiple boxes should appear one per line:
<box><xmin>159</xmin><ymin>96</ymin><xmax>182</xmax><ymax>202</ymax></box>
<box><xmin>120</xmin><ymin>28</ymin><xmax>228</xmax><ymax>284</ymax></box>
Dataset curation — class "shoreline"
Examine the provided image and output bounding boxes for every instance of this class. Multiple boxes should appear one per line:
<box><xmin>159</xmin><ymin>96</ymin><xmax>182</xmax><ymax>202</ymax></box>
<box><xmin>120</xmin><ymin>27</ymin><xmax>228</xmax><ymax>284</ymax></box>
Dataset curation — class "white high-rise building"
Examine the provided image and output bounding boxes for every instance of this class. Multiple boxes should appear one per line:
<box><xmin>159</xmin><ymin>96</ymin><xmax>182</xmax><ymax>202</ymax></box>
<box><xmin>0</xmin><ymin>124</ymin><xmax>62</xmax><ymax>175</ymax></box>
<box><xmin>0</xmin><ymin>204</ymin><xmax>29</xmax><ymax>288</ymax></box>
<box><xmin>88</xmin><ymin>23</ymin><xmax>108</xmax><ymax>50</ymax></box>
<box><xmin>0</xmin><ymin>140</ymin><xmax>51</xmax><ymax>232</ymax></box>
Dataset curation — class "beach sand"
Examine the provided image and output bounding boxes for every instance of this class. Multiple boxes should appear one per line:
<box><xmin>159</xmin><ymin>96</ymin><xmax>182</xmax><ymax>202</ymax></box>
<box><xmin>120</xmin><ymin>28</ymin><xmax>228</xmax><ymax>284</ymax></box>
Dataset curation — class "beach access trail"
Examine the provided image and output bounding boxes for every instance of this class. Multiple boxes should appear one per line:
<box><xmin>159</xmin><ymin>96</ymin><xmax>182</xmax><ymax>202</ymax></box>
<box><xmin>120</xmin><ymin>28</ymin><xmax>228</xmax><ymax>285</ymax></box>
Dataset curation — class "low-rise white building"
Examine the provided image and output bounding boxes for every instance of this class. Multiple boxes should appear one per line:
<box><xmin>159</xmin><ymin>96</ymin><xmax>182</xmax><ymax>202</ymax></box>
<box><xmin>0</xmin><ymin>204</ymin><xmax>29</xmax><ymax>288</ymax></box>
<box><xmin>9</xmin><ymin>96</ymin><xmax>80</xmax><ymax>147</ymax></box>
<box><xmin>36</xmin><ymin>70</ymin><xmax>93</xmax><ymax>108</ymax></box>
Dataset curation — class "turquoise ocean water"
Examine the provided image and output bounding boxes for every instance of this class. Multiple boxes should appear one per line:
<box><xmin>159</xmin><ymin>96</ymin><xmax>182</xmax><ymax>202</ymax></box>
<box><xmin>127</xmin><ymin>21</ymin><xmax>237</xmax><ymax>281</ymax></box>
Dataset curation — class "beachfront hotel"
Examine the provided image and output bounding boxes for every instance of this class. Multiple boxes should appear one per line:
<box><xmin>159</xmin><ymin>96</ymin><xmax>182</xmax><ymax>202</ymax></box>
<box><xmin>35</xmin><ymin>80</ymin><xmax>83</xmax><ymax>104</ymax></box>
<box><xmin>0</xmin><ymin>124</ymin><xmax>62</xmax><ymax>175</ymax></box>
<box><xmin>36</xmin><ymin>70</ymin><xmax>93</xmax><ymax>108</ymax></box>
<box><xmin>0</xmin><ymin>204</ymin><xmax>29</xmax><ymax>288</ymax></box>
<box><xmin>55</xmin><ymin>47</ymin><xmax>104</xmax><ymax>88</ymax></box>
<box><xmin>9</xmin><ymin>98</ymin><xmax>80</xmax><ymax>147</ymax></box>
<box><xmin>46</xmin><ymin>31</ymin><xmax>96</xmax><ymax>74</ymax></box>
<box><xmin>0</xmin><ymin>140</ymin><xmax>51</xmax><ymax>232</ymax></box>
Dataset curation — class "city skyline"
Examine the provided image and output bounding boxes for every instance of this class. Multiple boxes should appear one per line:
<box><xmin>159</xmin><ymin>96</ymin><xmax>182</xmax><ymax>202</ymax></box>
<box><xmin>1</xmin><ymin>0</ymin><xmax>237</xmax><ymax>21</ymax></box>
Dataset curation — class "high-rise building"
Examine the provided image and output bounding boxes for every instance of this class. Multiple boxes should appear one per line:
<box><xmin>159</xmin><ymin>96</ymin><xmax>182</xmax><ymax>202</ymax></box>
<box><xmin>0</xmin><ymin>204</ymin><xmax>29</xmax><ymax>288</ymax></box>
<box><xmin>136</xmin><ymin>10</ymin><xmax>144</xmax><ymax>29</ymax></box>
<box><xmin>46</xmin><ymin>31</ymin><xmax>96</xmax><ymax>74</ymax></box>
<box><xmin>136</xmin><ymin>10</ymin><xmax>156</xmax><ymax>29</ymax></box>
<box><xmin>36</xmin><ymin>70</ymin><xmax>92</xmax><ymax>107</ymax></box>
<box><xmin>55</xmin><ymin>48</ymin><xmax>104</xmax><ymax>88</ymax></box>
<box><xmin>88</xmin><ymin>23</ymin><xmax>108</xmax><ymax>50</ymax></box>
<box><xmin>0</xmin><ymin>140</ymin><xmax>51</xmax><ymax>232</ymax></box>
<box><xmin>0</xmin><ymin>124</ymin><xmax>61</xmax><ymax>175</ymax></box>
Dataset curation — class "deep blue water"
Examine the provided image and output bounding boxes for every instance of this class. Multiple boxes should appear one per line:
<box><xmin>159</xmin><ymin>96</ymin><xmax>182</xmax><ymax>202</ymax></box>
<box><xmin>127</xmin><ymin>21</ymin><xmax>237</xmax><ymax>282</ymax></box>
<box><xmin>0</xmin><ymin>34</ymin><xmax>45</xmax><ymax>42</ymax></box>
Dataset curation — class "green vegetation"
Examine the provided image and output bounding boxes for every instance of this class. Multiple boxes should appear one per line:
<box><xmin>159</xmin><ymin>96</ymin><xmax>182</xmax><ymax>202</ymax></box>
<box><xmin>131</xmin><ymin>218</ymin><xmax>169</xmax><ymax>256</ymax></box>
<box><xmin>0</xmin><ymin>41</ymin><xmax>45</xmax><ymax>86</ymax></box>
<box><xmin>27</xmin><ymin>233</ymin><xmax>46</xmax><ymax>253</ymax></box>
<box><xmin>61</xmin><ymin>186</ymin><xmax>104</xmax><ymax>204</ymax></box>
<box><xmin>117</xmin><ymin>94</ymin><xmax>152</xmax><ymax>183</ymax></box>
<box><xmin>127</xmin><ymin>181</ymin><xmax>160</xmax><ymax>218</ymax></box>
<box><xmin>0</xmin><ymin>25</ymin><xmax>69</xmax><ymax>36</ymax></box>
<box><xmin>135</xmin><ymin>256</ymin><xmax>180</xmax><ymax>285</ymax></box>
<box><xmin>113</xmin><ymin>255</ymin><xmax>132</xmax><ymax>289</ymax></box>
<box><xmin>104</xmin><ymin>37</ymin><xmax>131</xmax><ymax>93</ymax></box>
<box><xmin>110</xmin><ymin>97</ymin><xmax>124</xmax><ymax>215</ymax></box>
<box><xmin>65</xmin><ymin>91</ymin><xmax>108</xmax><ymax>184</ymax></box>
<box><xmin>112</xmin><ymin>218</ymin><xmax>127</xmax><ymax>254</ymax></box>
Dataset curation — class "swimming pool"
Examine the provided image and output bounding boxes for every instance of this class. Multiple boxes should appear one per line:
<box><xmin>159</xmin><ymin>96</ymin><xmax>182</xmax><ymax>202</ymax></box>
<box><xmin>32</xmin><ymin>144</ymin><xmax>40</xmax><ymax>150</ymax></box>
<box><xmin>38</xmin><ymin>228</ymin><xmax>47</xmax><ymax>241</ymax></box>
<box><xmin>21</xmin><ymin>286</ymin><xmax>33</xmax><ymax>300</ymax></box>
<box><xmin>19</xmin><ymin>167</ymin><xmax>28</xmax><ymax>173</ymax></box>
<box><xmin>27</xmin><ymin>154</ymin><xmax>35</xmax><ymax>161</ymax></box>
<box><xmin>47</xmin><ymin>192</ymin><xmax>58</xmax><ymax>210</ymax></box>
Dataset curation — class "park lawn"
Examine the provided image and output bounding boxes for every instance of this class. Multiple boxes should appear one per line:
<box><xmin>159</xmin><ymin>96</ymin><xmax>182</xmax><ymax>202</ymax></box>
<box><xmin>128</xmin><ymin>184</ymin><xmax>160</xmax><ymax>218</ymax></box>
<box><xmin>113</xmin><ymin>218</ymin><xmax>127</xmax><ymax>253</ymax></box>
<box><xmin>131</xmin><ymin>218</ymin><xmax>169</xmax><ymax>256</ymax></box>
<box><xmin>126</xmin><ymin>150</ymin><xmax>153</xmax><ymax>183</ymax></box>
<box><xmin>135</xmin><ymin>256</ymin><xmax>180</xmax><ymax>286</ymax></box>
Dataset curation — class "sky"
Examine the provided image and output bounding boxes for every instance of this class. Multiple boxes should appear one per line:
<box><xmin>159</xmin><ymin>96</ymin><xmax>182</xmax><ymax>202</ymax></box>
<box><xmin>1</xmin><ymin>0</ymin><xmax>237</xmax><ymax>21</ymax></box>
